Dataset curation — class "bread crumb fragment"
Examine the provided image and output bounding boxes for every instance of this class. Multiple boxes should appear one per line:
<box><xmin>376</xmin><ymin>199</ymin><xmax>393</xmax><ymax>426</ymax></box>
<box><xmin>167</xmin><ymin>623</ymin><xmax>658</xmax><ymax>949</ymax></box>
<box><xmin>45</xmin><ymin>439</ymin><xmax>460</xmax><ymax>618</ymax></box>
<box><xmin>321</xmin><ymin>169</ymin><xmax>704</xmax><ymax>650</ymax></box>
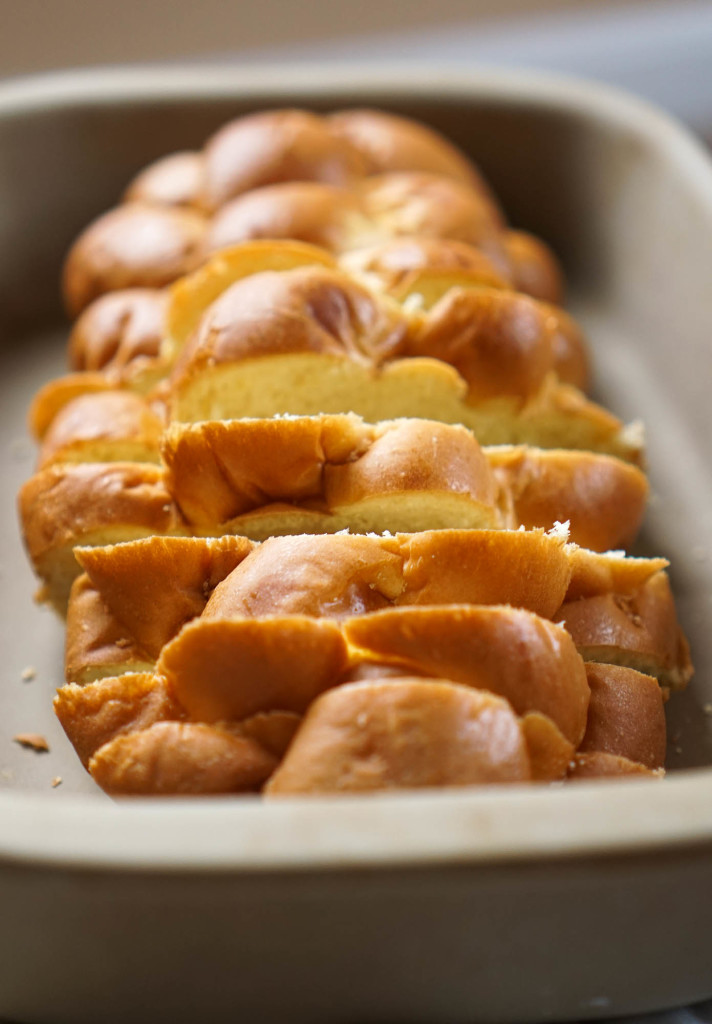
<box><xmin>51</xmin><ymin>776</ymin><xmax>62</xmax><ymax>788</ymax></box>
<box><xmin>13</xmin><ymin>733</ymin><xmax>49</xmax><ymax>752</ymax></box>
<box><xmin>21</xmin><ymin>666</ymin><xmax>36</xmax><ymax>682</ymax></box>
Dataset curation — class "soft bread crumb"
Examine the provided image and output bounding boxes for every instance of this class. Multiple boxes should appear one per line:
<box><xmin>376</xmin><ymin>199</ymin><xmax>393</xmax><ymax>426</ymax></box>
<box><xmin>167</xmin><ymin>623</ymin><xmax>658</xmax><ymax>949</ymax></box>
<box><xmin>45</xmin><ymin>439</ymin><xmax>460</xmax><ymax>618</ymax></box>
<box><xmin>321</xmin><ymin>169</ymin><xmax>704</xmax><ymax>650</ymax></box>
<box><xmin>21</xmin><ymin>666</ymin><xmax>37</xmax><ymax>682</ymax></box>
<box><xmin>51</xmin><ymin>776</ymin><xmax>62</xmax><ymax>788</ymax></box>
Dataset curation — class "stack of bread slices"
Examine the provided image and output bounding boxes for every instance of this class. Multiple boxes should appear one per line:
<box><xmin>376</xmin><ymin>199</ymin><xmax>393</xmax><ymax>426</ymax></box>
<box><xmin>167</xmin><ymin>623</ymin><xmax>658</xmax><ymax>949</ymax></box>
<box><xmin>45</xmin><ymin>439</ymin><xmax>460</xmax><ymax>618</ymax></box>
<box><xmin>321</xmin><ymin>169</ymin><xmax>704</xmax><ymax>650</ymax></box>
<box><xmin>19</xmin><ymin>108</ymin><xmax>692</xmax><ymax>796</ymax></box>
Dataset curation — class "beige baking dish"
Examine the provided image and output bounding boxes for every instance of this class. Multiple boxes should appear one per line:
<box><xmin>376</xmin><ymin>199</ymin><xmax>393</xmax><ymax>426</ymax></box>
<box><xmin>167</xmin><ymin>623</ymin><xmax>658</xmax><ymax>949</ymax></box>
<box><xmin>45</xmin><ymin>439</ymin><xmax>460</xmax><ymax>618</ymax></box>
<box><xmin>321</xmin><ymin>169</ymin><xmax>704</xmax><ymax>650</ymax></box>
<box><xmin>1</xmin><ymin>66</ymin><xmax>711</xmax><ymax>1024</ymax></box>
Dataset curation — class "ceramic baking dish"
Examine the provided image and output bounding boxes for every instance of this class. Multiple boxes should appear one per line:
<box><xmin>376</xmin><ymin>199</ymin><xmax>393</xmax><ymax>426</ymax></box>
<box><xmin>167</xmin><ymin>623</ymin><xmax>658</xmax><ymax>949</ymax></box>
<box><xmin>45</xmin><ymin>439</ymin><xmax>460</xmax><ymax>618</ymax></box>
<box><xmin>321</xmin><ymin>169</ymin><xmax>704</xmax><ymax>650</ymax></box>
<box><xmin>1</xmin><ymin>66</ymin><xmax>711</xmax><ymax>1024</ymax></box>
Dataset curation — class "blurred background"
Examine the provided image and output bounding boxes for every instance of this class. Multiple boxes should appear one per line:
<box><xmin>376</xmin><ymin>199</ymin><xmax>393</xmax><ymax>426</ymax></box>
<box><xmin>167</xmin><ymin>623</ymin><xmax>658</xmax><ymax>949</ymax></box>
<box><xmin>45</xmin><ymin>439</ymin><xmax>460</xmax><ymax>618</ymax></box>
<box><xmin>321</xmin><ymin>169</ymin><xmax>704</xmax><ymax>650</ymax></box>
<box><xmin>1</xmin><ymin>0</ymin><xmax>711</xmax><ymax>144</ymax></box>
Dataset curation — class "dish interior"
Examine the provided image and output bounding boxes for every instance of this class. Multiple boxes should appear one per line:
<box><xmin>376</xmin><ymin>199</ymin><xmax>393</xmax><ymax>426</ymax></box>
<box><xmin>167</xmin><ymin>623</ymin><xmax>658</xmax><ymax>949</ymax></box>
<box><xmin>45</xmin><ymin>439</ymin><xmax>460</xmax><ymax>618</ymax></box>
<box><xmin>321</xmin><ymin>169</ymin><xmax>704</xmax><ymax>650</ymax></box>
<box><xmin>1</xmin><ymin>74</ymin><xmax>711</xmax><ymax>799</ymax></box>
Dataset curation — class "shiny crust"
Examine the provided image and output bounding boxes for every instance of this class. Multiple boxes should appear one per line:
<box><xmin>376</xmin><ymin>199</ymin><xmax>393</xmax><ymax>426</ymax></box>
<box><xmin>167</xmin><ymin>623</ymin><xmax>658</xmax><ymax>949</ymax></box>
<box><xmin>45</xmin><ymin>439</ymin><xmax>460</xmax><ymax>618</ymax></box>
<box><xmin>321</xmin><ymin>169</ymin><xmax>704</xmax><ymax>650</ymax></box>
<box><xmin>153</xmin><ymin>604</ymin><xmax>588</xmax><ymax>749</ymax></box>
<box><xmin>341</xmin><ymin>237</ymin><xmax>512</xmax><ymax>300</ymax></box>
<box><xmin>201</xmin><ymin>109</ymin><xmax>367</xmax><ymax>211</ymax></box>
<box><xmin>567</xmin><ymin>751</ymin><xmax>663</xmax><ymax>779</ymax></box>
<box><xmin>68</xmin><ymin>289</ymin><xmax>168</xmax><ymax>387</ymax></box>
<box><xmin>205</xmin><ymin>182</ymin><xmax>366</xmax><ymax>255</ymax></box>
<box><xmin>343</xmin><ymin>606</ymin><xmax>590</xmax><ymax>745</ymax></box>
<box><xmin>163</xmin><ymin>415</ymin><xmax>499</xmax><ymax>528</ymax></box>
<box><xmin>74</xmin><ymin>535</ymin><xmax>253</xmax><ymax>659</ymax></box>
<box><xmin>24</xmin><ymin>406</ymin><xmax>649</xmax><ymax>613</ymax></box>
<box><xmin>54</xmin><ymin>672</ymin><xmax>185</xmax><ymax>767</ymax></box>
<box><xmin>202</xmin><ymin>530</ymin><xmax>570</xmax><ymax>622</ymax></box>
<box><xmin>37</xmin><ymin>391</ymin><xmax>165</xmax><ymax>468</ymax></box>
<box><xmin>18</xmin><ymin>462</ymin><xmax>184</xmax><ymax>612</ymax></box>
<box><xmin>326</xmin><ymin>109</ymin><xmax>488</xmax><ymax>189</ymax></box>
<box><xmin>265</xmin><ymin>678</ymin><xmax>531</xmax><ymax>794</ymax></box>
<box><xmin>64</xmin><ymin>529</ymin><xmax>571</xmax><ymax>684</ymax></box>
<box><xmin>64</xmin><ymin>574</ymin><xmax>154</xmax><ymax>684</ymax></box>
<box><xmin>166</xmin><ymin>240</ymin><xmax>337</xmax><ymax>354</ymax></box>
<box><xmin>504</xmin><ymin>230</ymin><xmax>564</xmax><ymax>305</ymax></box>
<box><xmin>63</xmin><ymin>529</ymin><xmax>687</xmax><ymax>693</ymax></box>
<box><xmin>25</xmin><ymin>107</ymin><xmax>690</xmax><ymax>796</ymax></box>
<box><xmin>488</xmin><ymin>445</ymin><xmax>647</xmax><ymax>551</ymax></box>
<box><xmin>89</xmin><ymin>721</ymin><xmax>278</xmax><ymax>796</ymax></box>
<box><xmin>158</xmin><ymin>616</ymin><xmax>350</xmax><ymax>722</ymax></box>
<box><xmin>410</xmin><ymin>285</ymin><xmax>587</xmax><ymax>397</ymax></box>
<box><xmin>28</xmin><ymin>373</ymin><xmax>114</xmax><ymax>441</ymax></box>
<box><xmin>164</xmin><ymin>259</ymin><xmax>632</xmax><ymax>459</ymax></box>
<box><xmin>556</xmin><ymin>571</ymin><xmax>693</xmax><ymax>689</ymax></box>
<box><xmin>124</xmin><ymin>152</ymin><xmax>205</xmax><ymax>208</ymax></box>
<box><xmin>172</xmin><ymin>266</ymin><xmax>410</xmax><ymax>378</ymax></box>
<box><xmin>63</xmin><ymin>204</ymin><xmax>207</xmax><ymax>316</ymax></box>
<box><xmin>579</xmin><ymin>664</ymin><xmax>666</xmax><ymax>769</ymax></box>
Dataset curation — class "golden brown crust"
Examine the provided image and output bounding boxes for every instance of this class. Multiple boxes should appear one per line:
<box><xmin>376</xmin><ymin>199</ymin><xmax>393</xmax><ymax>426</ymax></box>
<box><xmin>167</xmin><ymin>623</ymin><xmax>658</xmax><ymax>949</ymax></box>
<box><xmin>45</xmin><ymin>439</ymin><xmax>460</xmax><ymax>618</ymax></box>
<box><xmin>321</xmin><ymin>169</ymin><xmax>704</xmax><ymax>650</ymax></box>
<box><xmin>19</xmin><ymin>461</ymin><xmax>180</xmax><ymax>563</ymax></box>
<box><xmin>396</xmin><ymin>529</ymin><xmax>570</xmax><ymax>619</ymax></box>
<box><xmin>237</xmin><ymin>710</ymin><xmax>301</xmax><ymax>759</ymax></box>
<box><xmin>341</xmin><ymin>238</ymin><xmax>512</xmax><ymax>296</ymax></box>
<box><xmin>539</xmin><ymin>303</ymin><xmax>589</xmax><ymax>392</ymax></box>
<box><xmin>344</xmin><ymin>605</ymin><xmax>590</xmax><ymax>745</ymax></box>
<box><xmin>75</xmin><ymin>535</ymin><xmax>253</xmax><ymax>659</ymax></box>
<box><xmin>18</xmin><ymin>462</ymin><xmax>184</xmax><ymax>611</ymax></box>
<box><xmin>64</xmin><ymin>573</ymin><xmax>154</xmax><ymax>684</ymax></box>
<box><xmin>124</xmin><ymin>152</ymin><xmax>205</xmax><ymax>208</ymax></box>
<box><xmin>63</xmin><ymin>204</ymin><xmax>207</xmax><ymax>316</ymax></box>
<box><xmin>54</xmin><ymin>672</ymin><xmax>185</xmax><ymax>767</ymax></box>
<box><xmin>64</xmin><ymin>530</ymin><xmax>685</xmax><ymax>691</ymax></box>
<box><xmin>89</xmin><ymin>721</ymin><xmax>278</xmax><ymax>796</ymax></box>
<box><xmin>488</xmin><ymin>446</ymin><xmax>648</xmax><ymax>552</ymax></box>
<box><xmin>410</xmin><ymin>286</ymin><xmax>582</xmax><ymax>399</ymax></box>
<box><xmin>161</xmin><ymin>416</ymin><xmax>643</xmax><ymax>548</ymax></box>
<box><xmin>567</xmin><ymin>751</ymin><xmax>663</xmax><ymax>779</ymax></box>
<box><xmin>157</xmin><ymin>616</ymin><xmax>350</xmax><ymax>722</ymax></box>
<box><xmin>201</xmin><ymin>110</ymin><xmax>367</xmax><ymax>211</ymax></box>
<box><xmin>358</xmin><ymin>173</ymin><xmax>506</xmax><ymax>265</ymax></box>
<box><xmin>205</xmin><ymin>172</ymin><xmax>508</xmax><ymax>269</ymax></box>
<box><xmin>37</xmin><ymin>391</ymin><xmax>165</xmax><ymax>468</ymax></box>
<box><xmin>564</xmin><ymin>547</ymin><xmax>668</xmax><ymax>601</ymax></box>
<box><xmin>326</xmin><ymin>109</ymin><xmax>486</xmax><ymax>191</ymax></box>
<box><xmin>166</xmin><ymin>263</ymin><xmax>633</xmax><ymax>461</ymax></box>
<box><xmin>201</xmin><ymin>529</ymin><xmax>570</xmax><ymax>623</ymax></box>
<box><xmin>504</xmin><ymin>230</ymin><xmax>564</xmax><ymax>305</ymax></box>
<box><xmin>521</xmin><ymin>712</ymin><xmax>574</xmax><ymax>781</ymax></box>
<box><xmin>28</xmin><ymin>373</ymin><xmax>114</xmax><ymax>442</ymax></box>
<box><xmin>68</xmin><ymin>289</ymin><xmax>168</xmax><ymax>386</ymax></box>
<box><xmin>167</xmin><ymin>240</ymin><xmax>337</xmax><ymax>355</ymax></box>
<box><xmin>325</xmin><ymin>418</ymin><xmax>499</xmax><ymax>515</ymax></box>
<box><xmin>265</xmin><ymin>678</ymin><xmax>531</xmax><ymax>795</ymax></box>
<box><xmin>172</xmin><ymin>266</ymin><xmax>409</xmax><ymax>384</ymax></box>
<box><xmin>163</xmin><ymin>415</ymin><xmax>499</xmax><ymax>529</ymax></box>
<box><xmin>63</xmin><ymin>529</ymin><xmax>571</xmax><ymax>684</ymax></box>
<box><xmin>205</xmin><ymin>182</ymin><xmax>366</xmax><ymax>255</ymax></box>
<box><xmin>579</xmin><ymin>663</ymin><xmax>666</xmax><ymax>769</ymax></box>
<box><xmin>203</xmin><ymin>533</ymin><xmax>405</xmax><ymax>620</ymax></box>
<box><xmin>556</xmin><ymin>571</ymin><xmax>693</xmax><ymax>689</ymax></box>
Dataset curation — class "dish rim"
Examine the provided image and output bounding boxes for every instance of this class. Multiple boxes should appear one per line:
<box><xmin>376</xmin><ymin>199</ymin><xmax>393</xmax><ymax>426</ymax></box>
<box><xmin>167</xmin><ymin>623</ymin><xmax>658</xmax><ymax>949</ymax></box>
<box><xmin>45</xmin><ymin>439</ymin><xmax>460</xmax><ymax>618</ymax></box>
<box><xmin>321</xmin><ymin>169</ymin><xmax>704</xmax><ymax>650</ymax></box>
<box><xmin>2</xmin><ymin>63</ymin><xmax>712</xmax><ymax>875</ymax></box>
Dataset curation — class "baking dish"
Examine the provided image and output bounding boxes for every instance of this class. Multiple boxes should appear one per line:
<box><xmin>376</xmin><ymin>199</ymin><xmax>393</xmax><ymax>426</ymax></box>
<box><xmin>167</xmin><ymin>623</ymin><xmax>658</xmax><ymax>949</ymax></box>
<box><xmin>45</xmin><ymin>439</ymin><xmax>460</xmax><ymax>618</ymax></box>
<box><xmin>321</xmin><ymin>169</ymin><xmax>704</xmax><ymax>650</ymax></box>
<box><xmin>1</xmin><ymin>66</ymin><xmax>711</xmax><ymax>1024</ymax></box>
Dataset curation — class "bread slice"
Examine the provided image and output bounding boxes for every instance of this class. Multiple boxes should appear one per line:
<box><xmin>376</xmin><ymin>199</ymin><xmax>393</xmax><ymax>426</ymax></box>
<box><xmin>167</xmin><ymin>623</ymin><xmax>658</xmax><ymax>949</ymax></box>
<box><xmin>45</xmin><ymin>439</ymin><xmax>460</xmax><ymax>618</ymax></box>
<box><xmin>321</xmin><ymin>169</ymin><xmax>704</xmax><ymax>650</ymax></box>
<box><xmin>63</xmin><ymin>529</ymin><xmax>690</xmax><ymax>698</ymax></box>
<box><xmin>167</xmin><ymin>264</ymin><xmax>637</xmax><ymax>460</ymax></box>
<box><xmin>65</xmin><ymin>528</ymin><xmax>571</xmax><ymax>683</ymax></box>
<box><xmin>578</xmin><ymin>664</ymin><xmax>666</xmax><ymax>769</ymax></box>
<box><xmin>18</xmin><ymin>462</ymin><xmax>186</xmax><ymax>612</ymax></box>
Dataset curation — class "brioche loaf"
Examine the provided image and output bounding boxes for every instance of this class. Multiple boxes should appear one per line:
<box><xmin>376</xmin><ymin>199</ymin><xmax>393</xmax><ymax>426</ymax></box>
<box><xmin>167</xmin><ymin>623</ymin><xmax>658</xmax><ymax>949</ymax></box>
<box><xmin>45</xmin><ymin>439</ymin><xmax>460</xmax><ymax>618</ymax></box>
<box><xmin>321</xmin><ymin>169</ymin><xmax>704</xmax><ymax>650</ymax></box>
<box><xmin>20</xmin><ymin>408</ymin><xmax>649</xmax><ymax>610</ymax></box>
<box><xmin>17</xmin><ymin>106</ymin><xmax>693</xmax><ymax>798</ymax></box>
<box><xmin>55</xmin><ymin>597</ymin><xmax>665</xmax><ymax>795</ymax></box>
<box><xmin>61</xmin><ymin>530</ymin><xmax>690</xmax><ymax>700</ymax></box>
